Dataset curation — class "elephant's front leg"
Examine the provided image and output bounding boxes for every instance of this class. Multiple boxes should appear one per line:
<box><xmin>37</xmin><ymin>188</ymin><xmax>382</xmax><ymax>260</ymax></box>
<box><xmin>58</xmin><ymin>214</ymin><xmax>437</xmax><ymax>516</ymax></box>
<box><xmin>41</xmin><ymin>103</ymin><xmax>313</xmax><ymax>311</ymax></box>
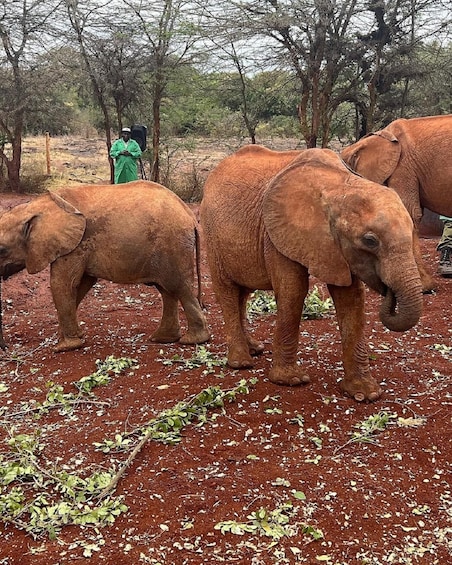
<box><xmin>50</xmin><ymin>262</ymin><xmax>85</xmax><ymax>352</ymax></box>
<box><xmin>239</xmin><ymin>288</ymin><xmax>265</xmax><ymax>356</ymax></box>
<box><xmin>328</xmin><ymin>278</ymin><xmax>381</xmax><ymax>402</ymax></box>
<box><xmin>269</xmin><ymin>264</ymin><xmax>310</xmax><ymax>386</ymax></box>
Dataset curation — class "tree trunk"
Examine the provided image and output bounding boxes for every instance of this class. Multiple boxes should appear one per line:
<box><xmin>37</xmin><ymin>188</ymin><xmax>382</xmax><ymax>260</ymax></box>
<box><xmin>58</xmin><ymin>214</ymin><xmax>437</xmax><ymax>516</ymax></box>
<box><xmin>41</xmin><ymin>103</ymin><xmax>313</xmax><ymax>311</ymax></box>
<box><xmin>5</xmin><ymin>134</ymin><xmax>23</xmax><ymax>193</ymax></box>
<box><xmin>151</xmin><ymin>85</ymin><xmax>162</xmax><ymax>183</ymax></box>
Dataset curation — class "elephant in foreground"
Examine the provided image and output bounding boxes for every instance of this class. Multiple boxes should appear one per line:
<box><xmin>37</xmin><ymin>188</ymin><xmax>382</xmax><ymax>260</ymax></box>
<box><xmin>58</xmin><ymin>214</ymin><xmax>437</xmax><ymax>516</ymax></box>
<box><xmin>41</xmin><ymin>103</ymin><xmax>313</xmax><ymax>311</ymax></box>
<box><xmin>0</xmin><ymin>181</ymin><xmax>210</xmax><ymax>352</ymax></box>
<box><xmin>200</xmin><ymin>146</ymin><xmax>423</xmax><ymax>402</ymax></box>
<box><xmin>341</xmin><ymin>115</ymin><xmax>452</xmax><ymax>291</ymax></box>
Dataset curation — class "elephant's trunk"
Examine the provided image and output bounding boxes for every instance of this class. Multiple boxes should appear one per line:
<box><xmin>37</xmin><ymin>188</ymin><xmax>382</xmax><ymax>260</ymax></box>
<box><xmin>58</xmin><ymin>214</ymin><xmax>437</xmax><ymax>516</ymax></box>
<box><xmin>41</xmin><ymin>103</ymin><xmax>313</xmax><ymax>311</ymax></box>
<box><xmin>379</xmin><ymin>269</ymin><xmax>423</xmax><ymax>332</ymax></box>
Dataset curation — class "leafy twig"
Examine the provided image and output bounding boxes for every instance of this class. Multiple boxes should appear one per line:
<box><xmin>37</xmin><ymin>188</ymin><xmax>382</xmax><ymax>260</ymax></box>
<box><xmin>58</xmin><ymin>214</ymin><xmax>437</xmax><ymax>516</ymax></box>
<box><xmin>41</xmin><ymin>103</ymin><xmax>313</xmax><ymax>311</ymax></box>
<box><xmin>97</xmin><ymin>379</ymin><xmax>257</xmax><ymax>499</ymax></box>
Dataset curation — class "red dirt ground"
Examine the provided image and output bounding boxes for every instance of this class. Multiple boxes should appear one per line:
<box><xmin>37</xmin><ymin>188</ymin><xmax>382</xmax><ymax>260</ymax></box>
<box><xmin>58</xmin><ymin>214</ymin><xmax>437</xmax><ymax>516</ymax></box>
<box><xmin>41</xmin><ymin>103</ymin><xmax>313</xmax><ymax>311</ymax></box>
<box><xmin>0</xmin><ymin>195</ymin><xmax>450</xmax><ymax>565</ymax></box>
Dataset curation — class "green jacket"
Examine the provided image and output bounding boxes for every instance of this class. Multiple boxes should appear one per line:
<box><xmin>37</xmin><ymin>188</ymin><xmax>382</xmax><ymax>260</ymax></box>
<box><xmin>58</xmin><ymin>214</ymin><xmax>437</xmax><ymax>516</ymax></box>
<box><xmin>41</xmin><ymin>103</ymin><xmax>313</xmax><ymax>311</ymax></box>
<box><xmin>109</xmin><ymin>138</ymin><xmax>142</xmax><ymax>184</ymax></box>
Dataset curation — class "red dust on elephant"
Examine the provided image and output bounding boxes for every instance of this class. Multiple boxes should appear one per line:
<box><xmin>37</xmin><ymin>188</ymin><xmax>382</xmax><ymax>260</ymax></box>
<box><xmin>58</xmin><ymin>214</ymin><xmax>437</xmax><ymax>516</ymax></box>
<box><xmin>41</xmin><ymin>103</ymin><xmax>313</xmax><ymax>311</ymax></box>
<box><xmin>0</xmin><ymin>181</ymin><xmax>210</xmax><ymax>352</ymax></box>
<box><xmin>200</xmin><ymin>146</ymin><xmax>423</xmax><ymax>402</ymax></box>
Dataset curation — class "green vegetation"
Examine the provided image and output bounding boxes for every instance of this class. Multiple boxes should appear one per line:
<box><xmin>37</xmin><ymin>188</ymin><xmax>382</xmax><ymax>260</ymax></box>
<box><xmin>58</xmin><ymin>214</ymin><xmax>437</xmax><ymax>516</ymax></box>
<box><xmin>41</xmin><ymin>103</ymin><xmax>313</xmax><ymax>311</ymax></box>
<box><xmin>0</xmin><ymin>356</ymin><xmax>255</xmax><ymax>539</ymax></box>
<box><xmin>302</xmin><ymin>286</ymin><xmax>334</xmax><ymax>319</ymax></box>
<box><xmin>350</xmin><ymin>411</ymin><xmax>398</xmax><ymax>444</ymax></box>
<box><xmin>1</xmin><ymin>1</ymin><xmax>451</xmax><ymax>191</ymax></box>
<box><xmin>158</xmin><ymin>345</ymin><xmax>228</xmax><ymax>375</ymax></box>
<box><xmin>247</xmin><ymin>290</ymin><xmax>277</xmax><ymax>317</ymax></box>
<box><xmin>247</xmin><ymin>286</ymin><xmax>333</xmax><ymax>320</ymax></box>
<box><xmin>215</xmin><ymin>501</ymin><xmax>323</xmax><ymax>542</ymax></box>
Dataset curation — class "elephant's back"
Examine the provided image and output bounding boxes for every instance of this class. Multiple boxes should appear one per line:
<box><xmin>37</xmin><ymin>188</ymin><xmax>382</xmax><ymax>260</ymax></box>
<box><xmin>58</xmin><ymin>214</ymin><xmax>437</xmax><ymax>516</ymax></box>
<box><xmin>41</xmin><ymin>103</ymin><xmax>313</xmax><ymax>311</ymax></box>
<box><xmin>201</xmin><ymin>146</ymin><xmax>301</xmax><ymax>213</ymax></box>
<box><xmin>203</xmin><ymin>146</ymin><xmax>301</xmax><ymax>196</ymax></box>
<box><xmin>56</xmin><ymin>181</ymin><xmax>196</xmax><ymax>229</ymax></box>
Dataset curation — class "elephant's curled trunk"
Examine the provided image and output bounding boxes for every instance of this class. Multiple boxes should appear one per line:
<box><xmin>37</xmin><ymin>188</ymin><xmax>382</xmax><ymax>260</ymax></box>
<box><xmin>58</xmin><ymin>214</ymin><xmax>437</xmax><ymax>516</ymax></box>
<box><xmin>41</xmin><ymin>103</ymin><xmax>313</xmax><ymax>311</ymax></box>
<box><xmin>379</xmin><ymin>272</ymin><xmax>423</xmax><ymax>332</ymax></box>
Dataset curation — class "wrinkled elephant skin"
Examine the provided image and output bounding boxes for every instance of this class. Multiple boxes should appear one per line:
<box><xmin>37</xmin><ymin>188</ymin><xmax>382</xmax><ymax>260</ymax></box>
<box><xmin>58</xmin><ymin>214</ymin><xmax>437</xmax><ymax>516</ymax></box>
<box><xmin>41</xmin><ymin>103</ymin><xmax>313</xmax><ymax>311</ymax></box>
<box><xmin>0</xmin><ymin>181</ymin><xmax>210</xmax><ymax>351</ymax></box>
<box><xmin>200</xmin><ymin>146</ymin><xmax>423</xmax><ymax>402</ymax></box>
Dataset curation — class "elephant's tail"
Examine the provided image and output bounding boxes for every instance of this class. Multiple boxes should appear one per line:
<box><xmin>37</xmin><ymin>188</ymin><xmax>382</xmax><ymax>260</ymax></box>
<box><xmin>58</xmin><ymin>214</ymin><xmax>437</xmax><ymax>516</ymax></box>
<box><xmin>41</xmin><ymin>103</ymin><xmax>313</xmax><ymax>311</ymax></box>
<box><xmin>195</xmin><ymin>226</ymin><xmax>206</xmax><ymax>310</ymax></box>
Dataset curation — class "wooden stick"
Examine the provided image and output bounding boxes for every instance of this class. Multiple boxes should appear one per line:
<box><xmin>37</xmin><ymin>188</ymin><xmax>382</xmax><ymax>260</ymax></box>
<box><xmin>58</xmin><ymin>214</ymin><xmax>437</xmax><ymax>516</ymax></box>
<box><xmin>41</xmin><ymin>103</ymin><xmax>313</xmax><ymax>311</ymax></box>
<box><xmin>45</xmin><ymin>132</ymin><xmax>51</xmax><ymax>175</ymax></box>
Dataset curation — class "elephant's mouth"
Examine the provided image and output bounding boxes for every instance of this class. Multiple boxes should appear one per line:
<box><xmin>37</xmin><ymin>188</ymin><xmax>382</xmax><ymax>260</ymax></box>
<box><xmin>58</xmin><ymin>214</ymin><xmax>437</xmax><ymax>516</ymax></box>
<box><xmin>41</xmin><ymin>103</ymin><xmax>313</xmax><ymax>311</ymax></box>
<box><xmin>361</xmin><ymin>273</ymin><xmax>387</xmax><ymax>296</ymax></box>
<box><xmin>0</xmin><ymin>262</ymin><xmax>25</xmax><ymax>280</ymax></box>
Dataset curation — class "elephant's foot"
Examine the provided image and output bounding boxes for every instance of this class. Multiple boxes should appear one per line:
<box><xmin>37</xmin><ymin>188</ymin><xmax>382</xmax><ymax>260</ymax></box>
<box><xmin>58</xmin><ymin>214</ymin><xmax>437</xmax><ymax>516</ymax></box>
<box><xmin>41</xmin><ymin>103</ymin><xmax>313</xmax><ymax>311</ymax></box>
<box><xmin>269</xmin><ymin>364</ymin><xmax>310</xmax><ymax>386</ymax></box>
<box><xmin>180</xmin><ymin>327</ymin><xmax>211</xmax><ymax>345</ymax></box>
<box><xmin>150</xmin><ymin>328</ymin><xmax>182</xmax><ymax>343</ymax></box>
<box><xmin>54</xmin><ymin>336</ymin><xmax>84</xmax><ymax>353</ymax></box>
<box><xmin>247</xmin><ymin>337</ymin><xmax>264</xmax><ymax>356</ymax></box>
<box><xmin>227</xmin><ymin>343</ymin><xmax>254</xmax><ymax>369</ymax></box>
<box><xmin>340</xmin><ymin>375</ymin><xmax>382</xmax><ymax>402</ymax></box>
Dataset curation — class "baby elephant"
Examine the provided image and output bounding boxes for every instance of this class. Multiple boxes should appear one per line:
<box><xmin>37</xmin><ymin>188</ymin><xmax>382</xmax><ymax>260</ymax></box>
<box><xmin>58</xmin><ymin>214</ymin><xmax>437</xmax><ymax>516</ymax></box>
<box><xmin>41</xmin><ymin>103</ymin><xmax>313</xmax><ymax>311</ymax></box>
<box><xmin>200</xmin><ymin>146</ymin><xmax>423</xmax><ymax>402</ymax></box>
<box><xmin>0</xmin><ymin>181</ymin><xmax>210</xmax><ymax>352</ymax></box>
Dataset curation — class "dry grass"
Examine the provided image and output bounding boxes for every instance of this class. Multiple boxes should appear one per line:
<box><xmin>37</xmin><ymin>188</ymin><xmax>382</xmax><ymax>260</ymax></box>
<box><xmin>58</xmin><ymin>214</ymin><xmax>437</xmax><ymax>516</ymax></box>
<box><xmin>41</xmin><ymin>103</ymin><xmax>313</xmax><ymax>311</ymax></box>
<box><xmin>9</xmin><ymin>134</ymin><xmax>305</xmax><ymax>199</ymax></box>
<box><xmin>19</xmin><ymin>135</ymin><xmax>111</xmax><ymax>193</ymax></box>
<box><xmin>12</xmin><ymin>135</ymin><xmax>231</xmax><ymax>199</ymax></box>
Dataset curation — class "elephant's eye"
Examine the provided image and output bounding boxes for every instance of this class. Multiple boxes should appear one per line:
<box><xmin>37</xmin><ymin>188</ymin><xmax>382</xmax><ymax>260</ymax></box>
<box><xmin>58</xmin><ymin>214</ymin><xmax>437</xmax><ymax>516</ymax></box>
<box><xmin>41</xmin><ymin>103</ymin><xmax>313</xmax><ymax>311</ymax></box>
<box><xmin>0</xmin><ymin>246</ymin><xmax>8</xmax><ymax>257</ymax></box>
<box><xmin>362</xmin><ymin>233</ymin><xmax>379</xmax><ymax>249</ymax></box>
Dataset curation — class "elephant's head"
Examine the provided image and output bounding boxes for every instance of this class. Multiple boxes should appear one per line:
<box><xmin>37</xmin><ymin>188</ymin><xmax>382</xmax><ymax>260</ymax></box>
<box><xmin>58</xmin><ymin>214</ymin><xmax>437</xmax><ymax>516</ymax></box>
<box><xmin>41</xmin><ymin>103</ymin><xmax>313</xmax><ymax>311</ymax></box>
<box><xmin>262</xmin><ymin>148</ymin><xmax>423</xmax><ymax>332</ymax></box>
<box><xmin>340</xmin><ymin>128</ymin><xmax>402</xmax><ymax>184</ymax></box>
<box><xmin>0</xmin><ymin>192</ymin><xmax>86</xmax><ymax>278</ymax></box>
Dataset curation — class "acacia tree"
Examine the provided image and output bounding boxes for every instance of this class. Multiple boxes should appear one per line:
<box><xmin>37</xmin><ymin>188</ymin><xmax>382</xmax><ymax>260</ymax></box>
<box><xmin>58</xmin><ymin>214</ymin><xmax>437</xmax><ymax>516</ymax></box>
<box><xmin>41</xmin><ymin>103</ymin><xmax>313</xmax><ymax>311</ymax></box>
<box><xmin>219</xmin><ymin>42</ymin><xmax>261</xmax><ymax>143</ymax></box>
<box><xmin>200</xmin><ymin>0</ymin><xmax>451</xmax><ymax>146</ymax></box>
<box><xmin>65</xmin><ymin>0</ymin><xmax>146</xmax><ymax>183</ymax></box>
<box><xmin>0</xmin><ymin>0</ymin><xmax>63</xmax><ymax>191</ymax></box>
<box><xmin>201</xmin><ymin>0</ymin><xmax>364</xmax><ymax>147</ymax></box>
<box><xmin>121</xmin><ymin>0</ymin><xmax>204</xmax><ymax>182</ymax></box>
<box><xmin>352</xmin><ymin>0</ymin><xmax>452</xmax><ymax>135</ymax></box>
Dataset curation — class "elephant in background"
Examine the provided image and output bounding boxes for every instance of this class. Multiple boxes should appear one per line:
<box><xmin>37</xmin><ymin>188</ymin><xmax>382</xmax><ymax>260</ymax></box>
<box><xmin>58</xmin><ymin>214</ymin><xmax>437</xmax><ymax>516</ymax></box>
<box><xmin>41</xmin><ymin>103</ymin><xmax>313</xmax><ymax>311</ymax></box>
<box><xmin>0</xmin><ymin>181</ymin><xmax>210</xmax><ymax>352</ymax></box>
<box><xmin>341</xmin><ymin>114</ymin><xmax>452</xmax><ymax>291</ymax></box>
<box><xmin>200</xmin><ymin>146</ymin><xmax>423</xmax><ymax>402</ymax></box>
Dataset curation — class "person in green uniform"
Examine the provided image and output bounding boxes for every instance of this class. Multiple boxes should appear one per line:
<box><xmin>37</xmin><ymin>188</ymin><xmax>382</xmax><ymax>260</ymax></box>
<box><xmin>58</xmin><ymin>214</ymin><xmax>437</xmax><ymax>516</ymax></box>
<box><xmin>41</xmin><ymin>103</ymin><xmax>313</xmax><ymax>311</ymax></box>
<box><xmin>109</xmin><ymin>127</ymin><xmax>142</xmax><ymax>184</ymax></box>
<box><xmin>437</xmin><ymin>215</ymin><xmax>452</xmax><ymax>277</ymax></box>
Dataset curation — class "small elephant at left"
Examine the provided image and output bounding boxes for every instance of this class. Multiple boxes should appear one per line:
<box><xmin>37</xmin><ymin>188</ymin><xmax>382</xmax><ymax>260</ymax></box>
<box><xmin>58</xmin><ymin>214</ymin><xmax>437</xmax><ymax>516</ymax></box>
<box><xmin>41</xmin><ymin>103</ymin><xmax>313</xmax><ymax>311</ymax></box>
<box><xmin>0</xmin><ymin>180</ymin><xmax>210</xmax><ymax>352</ymax></box>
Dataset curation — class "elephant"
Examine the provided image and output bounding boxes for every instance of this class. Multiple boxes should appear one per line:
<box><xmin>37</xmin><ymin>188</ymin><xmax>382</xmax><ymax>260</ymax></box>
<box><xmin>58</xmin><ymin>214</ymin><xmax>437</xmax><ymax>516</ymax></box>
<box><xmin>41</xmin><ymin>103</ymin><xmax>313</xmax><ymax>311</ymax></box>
<box><xmin>200</xmin><ymin>145</ymin><xmax>423</xmax><ymax>402</ymax></box>
<box><xmin>341</xmin><ymin>114</ymin><xmax>452</xmax><ymax>292</ymax></box>
<box><xmin>0</xmin><ymin>180</ymin><xmax>210</xmax><ymax>352</ymax></box>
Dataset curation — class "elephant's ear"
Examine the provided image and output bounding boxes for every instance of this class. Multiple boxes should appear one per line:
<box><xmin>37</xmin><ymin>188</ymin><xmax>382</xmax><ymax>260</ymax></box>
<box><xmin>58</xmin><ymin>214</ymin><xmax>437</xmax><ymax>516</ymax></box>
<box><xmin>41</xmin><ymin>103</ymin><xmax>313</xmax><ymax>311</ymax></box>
<box><xmin>341</xmin><ymin>129</ymin><xmax>401</xmax><ymax>184</ymax></box>
<box><xmin>262</xmin><ymin>152</ymin><xmax>352</xmax><ymax>286</ymax></box>
<box><xmin>25</xmin><ymin>192</ymin><xmax>86</xmax><ymax>273</ymax></box>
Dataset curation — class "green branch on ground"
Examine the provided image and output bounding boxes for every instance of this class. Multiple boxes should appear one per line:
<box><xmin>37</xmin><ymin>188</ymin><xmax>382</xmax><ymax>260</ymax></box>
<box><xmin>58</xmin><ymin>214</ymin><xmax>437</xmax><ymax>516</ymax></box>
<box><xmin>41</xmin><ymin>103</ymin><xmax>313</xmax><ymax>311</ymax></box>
<box><xmin>158</xmin><ymin>344</ymin><xmax>228</xmax><ymax>375</ymax></box>
<box><xmin>0</xmin><ymin>355</ymin><xmax>256</xmax><ymax>539</ymax></box>
<box><xmin>215</xmin><ymin>501</ymin><xmax>323</xmax><ymax>543</ymax></box>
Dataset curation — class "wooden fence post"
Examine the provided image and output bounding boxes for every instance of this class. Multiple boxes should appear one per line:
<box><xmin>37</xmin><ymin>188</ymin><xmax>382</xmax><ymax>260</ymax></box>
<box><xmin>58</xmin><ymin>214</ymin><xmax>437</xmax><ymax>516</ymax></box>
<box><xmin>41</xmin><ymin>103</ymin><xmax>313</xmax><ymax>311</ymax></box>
<box><xmin>45</xmin><ymin>132</ymin><xmax>51</xmax><ymax>175</ymax></box>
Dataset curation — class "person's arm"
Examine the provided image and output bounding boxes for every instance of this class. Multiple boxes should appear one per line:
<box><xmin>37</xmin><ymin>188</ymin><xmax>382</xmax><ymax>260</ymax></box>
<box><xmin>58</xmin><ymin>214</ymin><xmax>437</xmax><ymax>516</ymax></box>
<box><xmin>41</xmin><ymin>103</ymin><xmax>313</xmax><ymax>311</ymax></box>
<box><xmin>109</xmin><ymin>140</ymin><xmax>122</xmax><ymax>158</ymax></box>
<box><xmin>128</xmin><ymin>140</ymin><xmax>142</xmax><ymax>159</ymax></box>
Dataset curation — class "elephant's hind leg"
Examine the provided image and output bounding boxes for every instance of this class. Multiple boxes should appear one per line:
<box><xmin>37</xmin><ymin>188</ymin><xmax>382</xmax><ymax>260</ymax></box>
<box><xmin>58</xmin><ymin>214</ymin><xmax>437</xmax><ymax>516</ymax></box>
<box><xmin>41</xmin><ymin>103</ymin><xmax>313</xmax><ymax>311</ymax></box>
<box><xmin>150</xmin><ymin>288</ymin><xmax>182</xmax><ymax>343</ymax></box>
<box><xmin>213</xmin><ymin>281</ymin><xmax>255</xmax><ymax>368</ymax></box>
<box><xmin>177</xmin><ymin>283</ymin><xmax>210</xmax><ymax>344</ymax></box>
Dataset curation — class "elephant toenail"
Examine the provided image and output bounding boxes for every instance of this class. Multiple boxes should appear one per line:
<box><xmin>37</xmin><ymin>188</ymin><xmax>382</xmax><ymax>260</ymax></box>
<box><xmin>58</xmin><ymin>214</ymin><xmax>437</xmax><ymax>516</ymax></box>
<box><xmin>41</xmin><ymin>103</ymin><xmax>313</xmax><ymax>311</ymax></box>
<box><xmin>354</xmin><ymin>392</ymin><xmax>365</xmax><ymax>402</ymax></box>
